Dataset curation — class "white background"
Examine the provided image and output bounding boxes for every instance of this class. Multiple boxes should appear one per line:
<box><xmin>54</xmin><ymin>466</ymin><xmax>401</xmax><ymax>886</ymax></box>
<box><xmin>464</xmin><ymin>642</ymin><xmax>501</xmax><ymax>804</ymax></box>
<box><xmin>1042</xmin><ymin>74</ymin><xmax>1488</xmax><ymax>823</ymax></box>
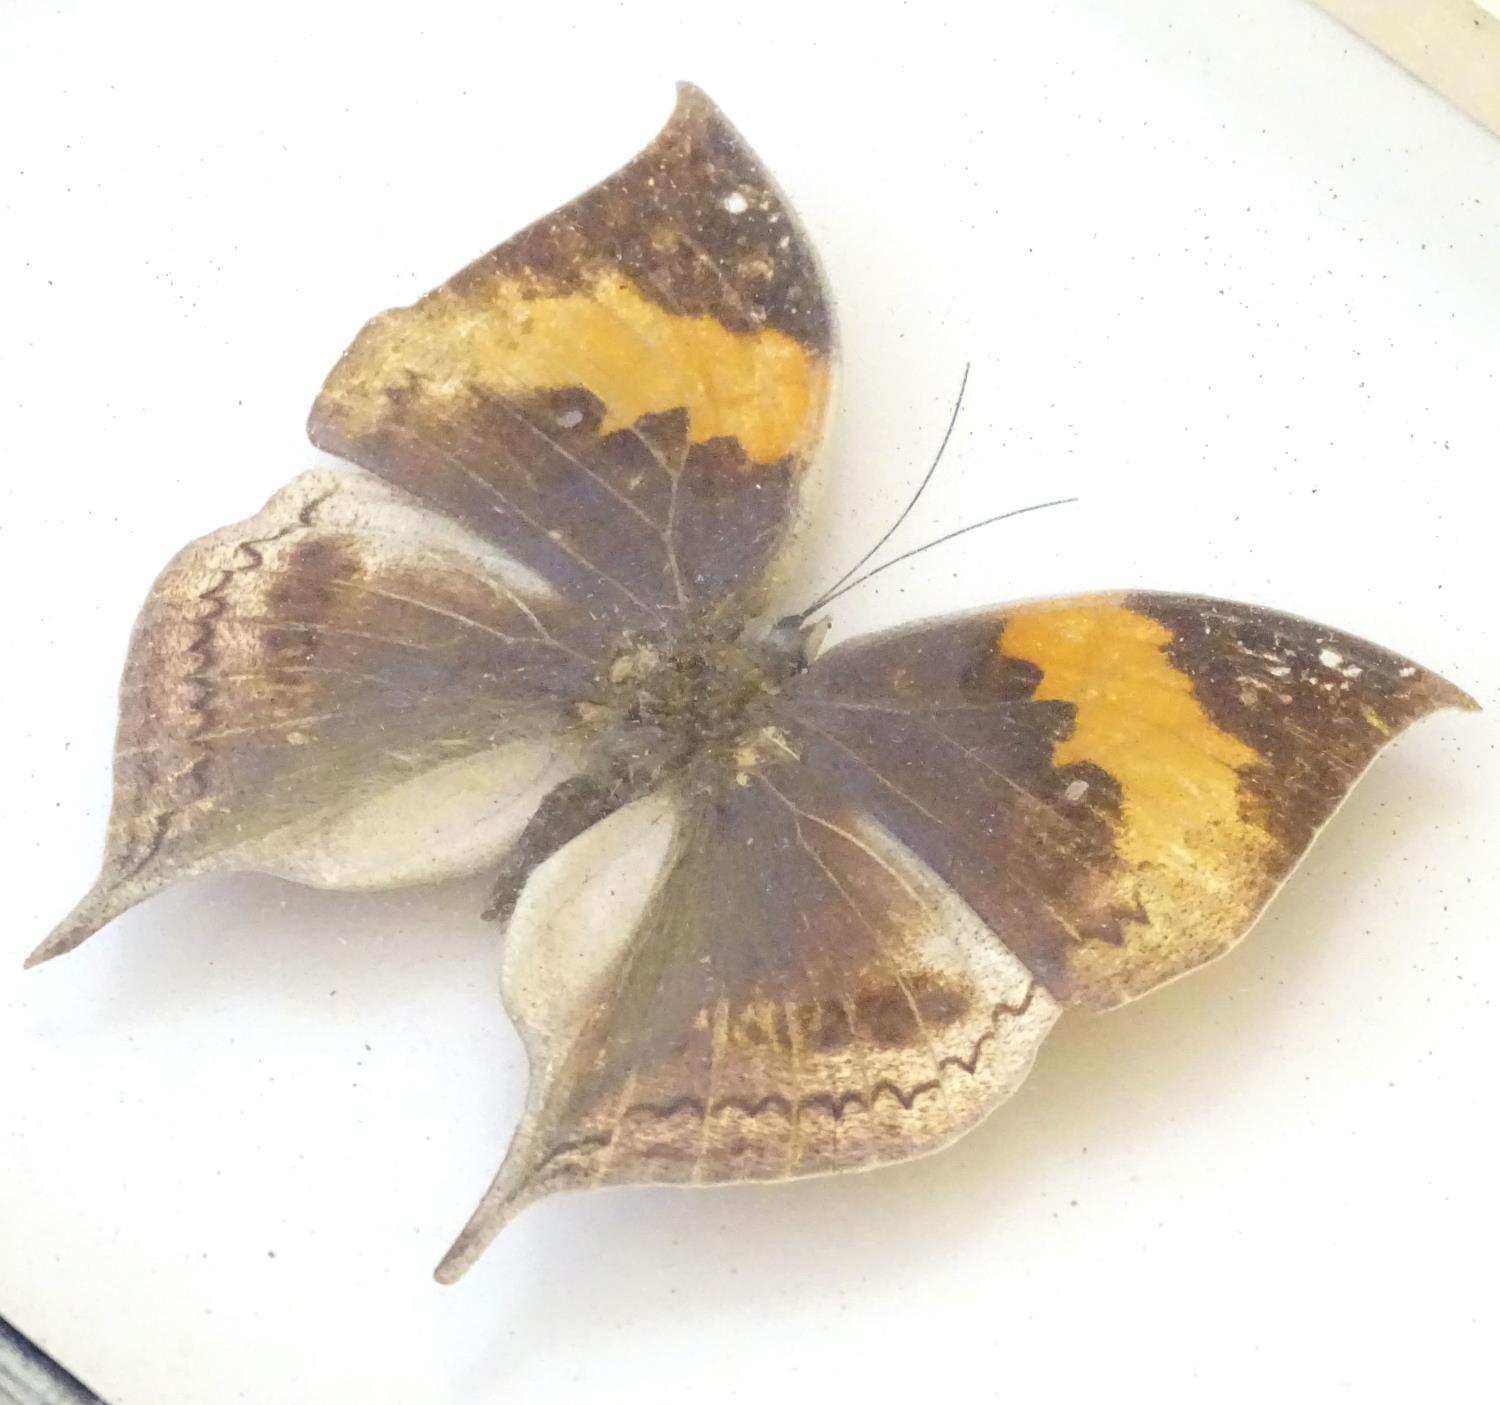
<box><xmin>2</xmin><ymin>2</ymin><xmax>1496</xmax><ymax>1402</ymax></box>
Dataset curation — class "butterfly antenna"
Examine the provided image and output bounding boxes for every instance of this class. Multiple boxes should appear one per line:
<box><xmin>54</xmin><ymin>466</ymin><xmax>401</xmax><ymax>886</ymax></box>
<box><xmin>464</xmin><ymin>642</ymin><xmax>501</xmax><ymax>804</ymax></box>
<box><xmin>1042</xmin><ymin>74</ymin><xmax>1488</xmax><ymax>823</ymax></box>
<box><xmin>796</xmin><ymin>362</ymin><xmax>971</xmax><ymax>620</ymax></box>
<box><xmin>798</xmin><ymin>496</ymin><xmax>1078</xmax><ymax>617</ymax></box>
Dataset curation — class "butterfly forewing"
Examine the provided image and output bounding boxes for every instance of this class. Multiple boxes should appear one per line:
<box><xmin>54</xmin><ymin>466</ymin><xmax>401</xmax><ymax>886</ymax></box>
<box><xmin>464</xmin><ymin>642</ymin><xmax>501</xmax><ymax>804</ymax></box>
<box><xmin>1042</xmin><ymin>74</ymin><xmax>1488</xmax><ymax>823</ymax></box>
<box><xmin>308</xmin><ymin>82</ymin><xmax>835</xmax><ymax>629</ymax></box>
<box><xmin>786</xmin><ymin>591</ymin><xmax>1477</xmax><ymax>1009</ymax></box>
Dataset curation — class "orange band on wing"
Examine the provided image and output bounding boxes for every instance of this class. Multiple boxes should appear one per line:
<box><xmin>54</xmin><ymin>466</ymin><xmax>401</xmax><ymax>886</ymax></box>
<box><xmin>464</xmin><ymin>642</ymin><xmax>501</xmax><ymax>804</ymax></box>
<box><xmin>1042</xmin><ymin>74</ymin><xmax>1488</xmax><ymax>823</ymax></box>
<box><xmin>1000</xmin><ymin>602</ymin><xmax>1259</xmax><ymax>859</ymax></box>
<box><xmin>998</xmin><ymin>601</ymin><xmax>1275</xmax><ymax>981</ymax></box>
<box><xmin>319</xmin><ymin>271</ymin><xmax>828</xmax><ymax>466</ymax></box>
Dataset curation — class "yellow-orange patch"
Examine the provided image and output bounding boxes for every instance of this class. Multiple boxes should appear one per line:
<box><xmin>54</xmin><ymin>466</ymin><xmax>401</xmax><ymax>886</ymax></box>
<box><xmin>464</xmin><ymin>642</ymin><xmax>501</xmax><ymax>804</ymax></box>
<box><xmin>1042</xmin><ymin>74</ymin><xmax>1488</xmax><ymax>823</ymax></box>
<box><xmin>322</xmin><ymin>271</ymin><xmax>827</xmax><ymax>465</ymax></box>
<box><xmin>999</xmin><ymin>599</ymin><xmax>1276</xmax><ymax>1004</ymax></box>
<box><xmin>1000</xmin><ymin>601</ymin><xmax>1258</xmax><ymax>863</ymax></box>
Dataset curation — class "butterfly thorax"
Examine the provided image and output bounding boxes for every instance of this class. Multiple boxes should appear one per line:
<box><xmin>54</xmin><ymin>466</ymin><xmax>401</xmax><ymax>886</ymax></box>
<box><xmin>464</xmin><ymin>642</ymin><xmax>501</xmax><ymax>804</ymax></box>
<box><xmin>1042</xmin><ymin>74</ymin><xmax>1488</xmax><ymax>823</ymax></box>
<box><xmin>480</xmin><ymin>614</ymin><xmax>813</xmax><ymax>926</ymax></box>
<box><xmin>586</xmin><ymin>614</ymin><xmax>812</xmax><ymax>781</ymax></box>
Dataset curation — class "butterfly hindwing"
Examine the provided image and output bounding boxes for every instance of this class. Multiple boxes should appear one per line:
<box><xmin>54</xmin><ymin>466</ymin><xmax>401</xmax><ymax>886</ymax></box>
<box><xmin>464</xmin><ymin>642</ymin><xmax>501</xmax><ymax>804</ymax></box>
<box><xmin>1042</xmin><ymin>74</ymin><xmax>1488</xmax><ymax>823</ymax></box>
<box><xmin>786</xmin><ymin>591</ymin><xmax>1477</xmax><ymax>1009</ymax></box>
<box><xmin>308</xmin><ymin>83</ymin><xmax>835</xmax><ymax>628</ymax></box>
<box><xmin>435</xmin><ymin>762</ymin><xmax>1059</xmax><ymax>1282</ymax></box>
<box><xmin>31</xmin><ymin>467</ymin><xmax>595</xmax><ymax>965</ymax></box>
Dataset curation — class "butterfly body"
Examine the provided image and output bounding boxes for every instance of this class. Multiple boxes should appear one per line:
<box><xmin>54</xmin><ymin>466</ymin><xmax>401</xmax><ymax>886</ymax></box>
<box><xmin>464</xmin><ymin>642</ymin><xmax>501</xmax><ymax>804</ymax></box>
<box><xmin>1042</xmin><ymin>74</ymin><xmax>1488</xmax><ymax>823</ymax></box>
<box><xmin>32</xmin><ymin>84</ymin><xmax>1476</xmax><ymax>1284</ymax></box>
<box><xmin>483</xmin><ymin>611</ymin><xmax>814</xmax><ymax>921</ymax></box>
<box><xmin>593</xmin><ymin>615</ymin><xmax>809</xmax><ymax>767</ymax></box>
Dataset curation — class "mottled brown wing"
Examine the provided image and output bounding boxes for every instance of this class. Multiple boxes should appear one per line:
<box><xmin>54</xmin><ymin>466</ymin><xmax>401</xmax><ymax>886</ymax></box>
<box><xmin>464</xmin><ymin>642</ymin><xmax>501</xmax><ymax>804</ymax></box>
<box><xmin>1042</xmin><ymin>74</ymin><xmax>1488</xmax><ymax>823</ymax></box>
<box><xmin>31</xmin><ymin>467</ymin><xmax>597</xmax><ymax>966</ymax></box>
<box><xmin>434</xmin><ymin>763</ymin><xmax>1059</xmax><ymax>1283</ymax></box>
<box><xmin>784</xmin><ymin>591</ymin><xmax>1478</xmax><ymax>1009</ymax></box>
<box><xmin>308</xmin><ymin>84</ymin><xmax>834</xmax><ymax>630</ymax></box>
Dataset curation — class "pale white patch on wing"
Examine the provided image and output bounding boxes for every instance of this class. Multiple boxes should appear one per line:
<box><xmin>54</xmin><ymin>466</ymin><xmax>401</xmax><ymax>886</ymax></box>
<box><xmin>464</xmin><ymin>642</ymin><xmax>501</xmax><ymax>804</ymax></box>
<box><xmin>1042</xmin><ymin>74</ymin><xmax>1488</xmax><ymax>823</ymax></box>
<box><xmin>433</xmin><ymin>791</ymin><xmax>680</xmax><ymax>1281</ymax></box>
<box><xmin>502</xmin><ymin>790</ymin><xmax>681</xmax><ymax>1069</ymax></box>
<box><xmin>315</xmin><ymin>464</ymin><xmax>558</xmax><ymax>600</ymax></box>
<box><xmin>243</xmin><ymin>738</ymin><xmax>579</xmax><ymax>890</ymax></box>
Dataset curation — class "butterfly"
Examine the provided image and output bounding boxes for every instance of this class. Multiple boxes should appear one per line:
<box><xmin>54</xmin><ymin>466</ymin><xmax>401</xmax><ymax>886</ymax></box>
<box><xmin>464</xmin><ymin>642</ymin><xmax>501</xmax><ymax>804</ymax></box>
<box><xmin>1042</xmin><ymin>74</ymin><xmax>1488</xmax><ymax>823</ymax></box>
<box><xmin>32</xmin><ymin>83</ymin><xmax>1476</xmax><ymax>1284</ymax></box>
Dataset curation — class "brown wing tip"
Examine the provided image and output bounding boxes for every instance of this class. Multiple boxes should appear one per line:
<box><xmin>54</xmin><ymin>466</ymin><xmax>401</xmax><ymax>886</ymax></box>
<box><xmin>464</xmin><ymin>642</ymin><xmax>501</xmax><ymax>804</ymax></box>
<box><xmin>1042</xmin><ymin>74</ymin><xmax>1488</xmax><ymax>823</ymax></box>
<box><xmin>23</xmin><ymin>941</ymin><xmax>62</xmax><ymax>970</ymax></box>
<box><xmin>665</xmin><ymin>83</ymin><xmax>738</xmax><ymax>146</ymax></box>
<box><xmin>26</xmin><ymin>923</ymin><xmax>97</xmax><ymax>970</ymax></box>
<box><xmin>433</xmin><ymin>1173</ymin><xmax>547</xmax><ymax>1286</ymax></box>
<box><xmin>671</xmin><ymin>80</ymin><xmax>714</xmax><ymax>113</ymax></box>
<box><xmin>25</xmin><ymin>874</ymin><xmax>142</xmax><ymax>969</ymax></box>
<box><xmin>1407</xmin><ymin>665</ymin><xmax>1481</xmax><ymax>719</ymax></box>
<box><xmin>1437</xmin><ymin>678</ymin><xmax>1482</xmax><ymax>713</ymax></box>
<box><xmin>27</xmin><ymin>917</ymin><xmax>102</xmax><ymax>969</ymax></box>
<box><xmin>431</xmin><ymin>1115</ymin><xmax>570</xmax><ymax>1283</ymax></box>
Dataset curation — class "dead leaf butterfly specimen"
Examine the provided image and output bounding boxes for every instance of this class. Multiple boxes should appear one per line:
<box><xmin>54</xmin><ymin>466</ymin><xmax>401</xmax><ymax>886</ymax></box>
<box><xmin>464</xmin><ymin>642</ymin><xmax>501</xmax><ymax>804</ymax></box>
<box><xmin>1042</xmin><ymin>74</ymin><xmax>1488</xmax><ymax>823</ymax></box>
<box><xmin>33</xmin><ymin>84</ymin><xmax>1476</xmax><ymax>1283</ymax></box>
